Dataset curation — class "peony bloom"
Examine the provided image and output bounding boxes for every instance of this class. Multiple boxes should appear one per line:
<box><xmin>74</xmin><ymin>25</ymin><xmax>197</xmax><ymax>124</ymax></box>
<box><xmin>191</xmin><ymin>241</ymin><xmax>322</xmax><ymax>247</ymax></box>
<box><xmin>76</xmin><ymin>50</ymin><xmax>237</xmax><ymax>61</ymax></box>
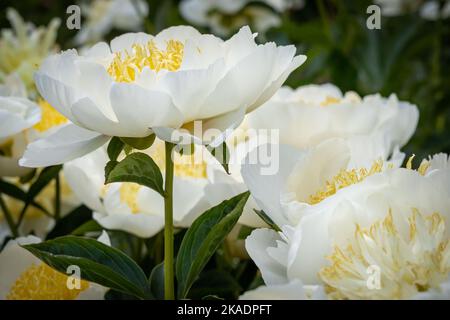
<box><xmin>73</xmin><ymin>0</ymin><xmax>149</xmax><ymax>45</ymax></box>
<box><xmin>0</xmin><ymin>74</ymin><xmax>75</xmax><ymax>176</ymax></box>
<box><xmin>0</xmin><ymin>77</ymin><xmax>41</xmax><ymax>177</ymax></box>
<box><xmin>0</xmin><ymin>9</ymin><xmax>60</xmax><ymax>97</ymax></box>
<box><xmin>63</xmin><ymin>141</ymin><xmax>213</xmax><ymax>238</ymax></box>
<box><xmin>242</xmin><ymin>138</ymin><xmax>406</xmax><ymax>227</ymax></box>
<box><xmin>0</xmin><ymin>234</ymin><xmax>109</xmax><ymax>300</ymax></box>
<box><xmin>246</xmin><ymin>84</ymin><xmax>418</xmax><ymax>152</ymax></box>
<box><xmin>242</xmin><ymin>151</ymin><xmax>450</xmax><ymax>299</ymax></box>
<box><xmin>180</xmin><ymin>0</ymin><xmax>304</xmax><ymax>37</ymax></box>
<box><xmin>206</xmin><ymin>84</ymin><xmax>418</xmax><ymax>227</ymax></box>
<box><xmin>20</xmin><ymin>25</ymin><xmax>305</xmax><ymax>168</ymax></box>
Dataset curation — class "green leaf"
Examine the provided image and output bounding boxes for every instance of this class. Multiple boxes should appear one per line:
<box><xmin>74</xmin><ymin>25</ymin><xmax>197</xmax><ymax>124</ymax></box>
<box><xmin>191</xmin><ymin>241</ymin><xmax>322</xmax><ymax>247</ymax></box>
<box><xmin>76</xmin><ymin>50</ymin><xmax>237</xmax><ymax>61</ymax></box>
<box><xmin>22</xmin><ymin>236</ymin><xmax>152</xmax><ymax>299</ymax></box>
<box><xmin>120</xmin><ymin>134</ymin><xmax>155</xmax><ymax>150</ymax></box>
<box><xmin>176</xmin><ymin>191</ymin><xmax>250</xmax><ymax>298</ymax></box>
<box><xmin>105</xmin><ymin>152</ymin><xmax>164</xmax><ymax>196</ymax></box>
<box><xmin>254</xmin><ymin>209</ymin><xmax>281</xmax><ymax>232</ymax></box>
<box><xmin>107</xmin><ymin>137</ymin><xmax>125</xmax><ymax>161</ymax></box>
<box><xmin>149</xmin><ymin>262</ymin><xmax>164</xmax><ymax>300</ymax></box>
<box><xmin>104</xmin><ymin>160</ymin><xmax>118</xmax><ymax>182</ymax></box>
<box><xmin>207</xmin><ymin>142</ymin><xmax>230</xmax><ymax>174</ymax></box>
<box><xmin>71</xmin><ymin>220</ymin><xmax>103</xmax><ymax>236</ymax></box>
<box><xmin>46</xmin><ymin>205</ymin><xmax>92</xmax><ymax>239</ymax></box>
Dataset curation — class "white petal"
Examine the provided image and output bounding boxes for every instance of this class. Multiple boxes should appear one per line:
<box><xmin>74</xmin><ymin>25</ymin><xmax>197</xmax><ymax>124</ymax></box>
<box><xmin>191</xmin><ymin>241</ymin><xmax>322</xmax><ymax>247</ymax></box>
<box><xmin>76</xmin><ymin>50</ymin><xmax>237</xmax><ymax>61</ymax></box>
<box><xmin>199</xmin><ymin>43</ymin><xmax>278</xmax><ymax>119</ymax></box>
<box><xmin>93</xmin><ymin>211</ymin><xmax>164</xmax><ymax>238</ymax></box>
<box><xmin>153</xmin><ymin>106</ymin><xmax>245</xmax><ymax>146</ymax></box>
<box><xmin>155</xmin><ymin>25</ymin><xmax>202</xmax><ymax>44</ymax></box>
<box><xmin>241</xmin><ymin>143</ymin><xmax>303</xmax><ymax>227</ymax></box>
<box><xmin>63</xmin><ymin>147</ymin><xmax>108</xmax><ymax>213</ymax></box>
<box><xmin>172</xmin><ymin>177</ymin><xmax>208</xmax><ymax>227</ymax></box>
<box><xmin>0</xmin><ymin>97</ymin><xmax>41</xmax><ymax>138</ymax></box>
<box><xmin>247</xmin><ymin>54</ymin><xmax>307</xmax><ymax>112</ymax></box>
<box><xmin>110</xmin><ymin>32</ymin><xmax>153</xmax><ymax>53</ymax></box>
<box><xmin>19</xmin><ymin>124</ymin><xmax>109</xmax><ymax>167</ymax></box>
<box><xmin>34</xmin><ymin>72</ymin><xmax>81</xmax><ymax>124</ymax></box>
<box><xmin>157</xmin><ymin>58</ymin><xmax>225</xmax><ymax>120</ymax></box>
<box><xmin>71</xmin><ymin>97</ymin><xmax>138</xmax><ymax>137</ymax></box>
<box><xmin>245</xmin><ymin>228</ymin><xmax>288</xmax><ymax>285</ymax></box>
<box><xmin>110</xmin><ymin>83</ymin><xmax>184</xmax><ymax>135</ymax></box>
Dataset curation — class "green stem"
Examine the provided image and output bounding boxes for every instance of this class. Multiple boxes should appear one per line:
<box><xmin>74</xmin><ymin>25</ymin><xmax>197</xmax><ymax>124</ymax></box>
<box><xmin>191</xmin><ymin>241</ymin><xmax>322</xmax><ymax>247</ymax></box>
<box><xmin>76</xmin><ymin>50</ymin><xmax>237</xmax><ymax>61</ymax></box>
<box><xmin>0</xmin><ymin>193</ymin><xmax>19</xmax><ymax>238</ymax></box>
<box><xmin>54</xmin><ymin>173</ymin><xmax>61</xmax><ymax>221</ymax></box>
<box><xmin>164</xmin><ymin>141</ymin><xmax>175</xmax><ymax>300</ymax></box>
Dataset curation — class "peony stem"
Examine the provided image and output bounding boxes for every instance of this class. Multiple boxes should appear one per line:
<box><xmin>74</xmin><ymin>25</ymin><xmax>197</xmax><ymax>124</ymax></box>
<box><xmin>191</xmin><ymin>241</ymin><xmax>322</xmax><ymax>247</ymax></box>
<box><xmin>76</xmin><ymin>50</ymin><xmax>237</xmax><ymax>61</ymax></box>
<box><xmin>164</xmin><ymin>141</ymin><xmax>175</xmax><ymax>300</ymax></box>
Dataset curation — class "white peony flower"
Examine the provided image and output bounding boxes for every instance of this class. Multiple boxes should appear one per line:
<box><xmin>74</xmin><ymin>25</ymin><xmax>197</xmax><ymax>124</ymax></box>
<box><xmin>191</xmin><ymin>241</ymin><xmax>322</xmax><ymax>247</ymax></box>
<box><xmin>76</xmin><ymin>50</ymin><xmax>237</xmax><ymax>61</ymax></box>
<box><xmin>242</xmin><ymin>138</ymin><xmax>406</xmax><ymax>227</ymax></box>
<box><xmin>0</xmin><ymin>74</ymin><xmax>76</xmax><ymax>176</ymax></box>
<box><xmin>0</xmin><ymin>78</ymin><xmax>41</xmax><ymax>177</ymax></box>
<box><xmin>0</xmin><ymin>234</ymin><xmax>110</xmax><ymax>300</ymax></box>
<box><xmin>0</xmin><ymin>8</ymin><xmax>60</xmax><ymax>97</ymax></box>
<box><xmin>74</xmin><ymin>0</ymin><xmax>149</xmax><ymax>45</ymax></box>
<box><xmin>205</xmin><ymin>84</ymin><xmax>418</xmax><ymax>227</ymax></box>
<box><xmin>19</xmin><ymin>26</ymin><xmax>305</xmax><ymax>168</ymax></box>
<box><xmin>242</xmin><ymin>152</ymin><xmax>450</xmax><ymax>299</ymax></box>
<box><xmin>63</xmin><ymin>140</ymin><xmax>213</xmax><ymax>238</ymax></box>
<box><xmin>180</xmin><ymin>0</ymin><xmax>304</xmax><ymax>37</ymax></box>
<box><xmin>247</xmin><ymin>84</ymin><xmax>419</xmax><ymax>152</ymax></box>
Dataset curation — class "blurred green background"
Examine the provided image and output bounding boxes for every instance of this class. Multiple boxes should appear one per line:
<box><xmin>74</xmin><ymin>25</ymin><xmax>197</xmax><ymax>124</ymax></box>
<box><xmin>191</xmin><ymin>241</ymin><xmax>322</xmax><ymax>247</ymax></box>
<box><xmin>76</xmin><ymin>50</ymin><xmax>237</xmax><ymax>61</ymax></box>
<box><xmin>1</xmin><ymin>0</ymin><xmax>448</xmax><ymax>157</ymax></box>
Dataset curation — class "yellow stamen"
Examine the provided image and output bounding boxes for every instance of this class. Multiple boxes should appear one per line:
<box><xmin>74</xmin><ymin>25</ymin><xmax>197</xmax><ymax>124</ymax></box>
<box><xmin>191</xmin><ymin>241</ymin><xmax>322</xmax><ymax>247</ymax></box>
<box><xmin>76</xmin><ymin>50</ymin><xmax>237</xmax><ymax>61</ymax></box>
<box><xmin>107</xmin><ymin>40</ymin><xmax>184</xmax><ymax>83</ymax></box>
<box><xmin>7</xmin><ymin>263</ymin><xmax>89</xmax><ymax>300</ymax></box>
<box><xmin>33</xmin><ymin>99</ymin><xmax>68</xmax><ymax>132</ymax></box>
<box><xmin>308</xmin><ymin>159</ymin><xmax>384</xmax><ymax>204</ymax></box>
<box><xmin>319</xmin><ymin>209</ymin><xmax>450</xmax><ymax>300</ymax></box>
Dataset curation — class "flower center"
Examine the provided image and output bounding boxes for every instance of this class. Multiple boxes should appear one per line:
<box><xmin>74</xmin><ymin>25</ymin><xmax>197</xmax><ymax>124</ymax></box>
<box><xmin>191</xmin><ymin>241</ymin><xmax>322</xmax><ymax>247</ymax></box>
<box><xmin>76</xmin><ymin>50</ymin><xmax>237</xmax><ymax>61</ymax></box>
<box><xmin>319</xmin><ymin>210</ymin><xmax>450</xmax><ymax>300</ymax></box>
<box><xmin>119</xmin><ymin>183</ymin><xmax>141</xmax><ymax>214</ymax></box>
<box><xmin>308</xmin><ymin>159</ymin><xmax>384</xmax><ymax>205</ymax></box>
<box><xmin>33</xmin><ymin>99</ymin><xmax>68</xmax><ymax>132</ymax></box>
<box><xmin>7</xmin><ymin>263</ymin><xmax>89</xmax><ymax>300</ymax></box>
<box><xmin>107</xmin><ymin>40</ymin><xmax>184</xmax><ymax>83</ymax></box>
